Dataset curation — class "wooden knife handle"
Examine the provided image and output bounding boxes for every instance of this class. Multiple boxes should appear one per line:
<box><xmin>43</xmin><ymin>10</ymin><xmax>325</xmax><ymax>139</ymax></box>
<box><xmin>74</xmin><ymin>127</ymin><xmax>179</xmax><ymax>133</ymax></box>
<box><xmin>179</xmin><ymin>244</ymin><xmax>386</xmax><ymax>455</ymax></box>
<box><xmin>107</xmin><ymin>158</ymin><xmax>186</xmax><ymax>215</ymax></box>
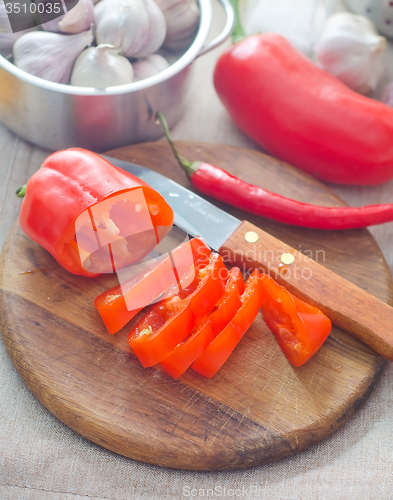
<box><xmin>220</xmin><ymin>220</ymin><xmax>393</xmax><ymax>360</ymax></box>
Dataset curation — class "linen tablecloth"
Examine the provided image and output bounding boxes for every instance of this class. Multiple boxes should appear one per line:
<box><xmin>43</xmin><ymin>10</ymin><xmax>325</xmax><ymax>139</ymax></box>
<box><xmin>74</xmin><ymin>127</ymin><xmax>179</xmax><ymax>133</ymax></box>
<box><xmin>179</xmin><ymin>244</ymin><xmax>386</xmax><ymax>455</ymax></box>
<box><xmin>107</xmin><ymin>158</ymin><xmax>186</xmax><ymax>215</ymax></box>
<box><xmin>1</xmin><ymin>1</ymin><xmax>393</xmax><ymax>498</ymax></box>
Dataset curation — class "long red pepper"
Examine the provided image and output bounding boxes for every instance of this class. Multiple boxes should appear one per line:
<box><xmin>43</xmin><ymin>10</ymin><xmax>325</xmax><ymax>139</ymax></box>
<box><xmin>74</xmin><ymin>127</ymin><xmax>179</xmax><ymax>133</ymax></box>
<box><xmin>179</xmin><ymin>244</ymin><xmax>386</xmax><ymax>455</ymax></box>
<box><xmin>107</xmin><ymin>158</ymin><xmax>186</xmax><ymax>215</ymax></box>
<box><xmin>156</xmin><ymin>112</ymin><xmax>393</xmax><ymax>230</ymax></box>
<box><xmin>213</xmin><ymin>0</ymin><xmax>393</xmax><ymax>186</ymax></box>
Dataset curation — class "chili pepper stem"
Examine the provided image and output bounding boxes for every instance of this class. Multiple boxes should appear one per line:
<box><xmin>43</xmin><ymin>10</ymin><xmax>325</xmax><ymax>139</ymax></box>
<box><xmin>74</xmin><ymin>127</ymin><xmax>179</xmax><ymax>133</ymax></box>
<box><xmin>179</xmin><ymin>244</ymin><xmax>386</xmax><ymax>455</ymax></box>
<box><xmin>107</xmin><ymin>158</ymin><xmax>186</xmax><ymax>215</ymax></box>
<box><xmin>16</xmin><ymin>185</ymin><xmax>26</xmax><ymax>198</ymax></box>
<box><xmin>155</xmin><ymin>112</ymin><xmax>199</xmax><ymax>177</ymax></box>
<box><xmin>229</xmin><ymin>0</ymin><xmax>247</xmax><ymax>44</ymax></box>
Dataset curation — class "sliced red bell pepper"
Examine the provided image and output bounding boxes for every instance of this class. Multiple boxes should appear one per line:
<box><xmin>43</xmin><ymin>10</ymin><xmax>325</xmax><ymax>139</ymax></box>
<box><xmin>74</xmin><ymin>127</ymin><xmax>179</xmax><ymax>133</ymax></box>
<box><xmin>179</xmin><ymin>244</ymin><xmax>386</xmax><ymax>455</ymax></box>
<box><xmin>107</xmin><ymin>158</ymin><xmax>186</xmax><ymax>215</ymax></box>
<box><xmin>192</xmin><ymin>269</ymin><xmax>265</xmax><ymax>378</ymax></box>
<box><xmin>159</xmin><ymin>267</ymin><xmax>245</xmax><ymax>379</ymax></box>
<box><xmin>94</xmin><ymin>237</ymin><xmax>211</xmax><ymax>334</ymax></box>
<box><xmin>128</xmin><ymin>253</ymin><xmax>228</xmax><ymax>367</ymax></box>
<box><xmin>18</xmin><ymin>148</ymin><xmax>174</xmax><ymax>277</ymax></box>
<box><xmin>259</xmin><ymin>274</ymin><xmax>332</xmax><ymax>367</ymax></box>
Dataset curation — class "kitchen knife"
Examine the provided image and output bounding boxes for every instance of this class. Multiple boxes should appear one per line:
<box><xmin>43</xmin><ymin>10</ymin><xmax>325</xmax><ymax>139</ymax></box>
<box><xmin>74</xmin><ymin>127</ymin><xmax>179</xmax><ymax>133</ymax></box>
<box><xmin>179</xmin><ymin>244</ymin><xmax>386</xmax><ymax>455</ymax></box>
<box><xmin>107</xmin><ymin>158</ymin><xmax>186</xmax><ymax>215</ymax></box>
<box><xmin>101</xmin><ymin>154</ymin><xmax>393</xmax><ymax>361</ymax></box>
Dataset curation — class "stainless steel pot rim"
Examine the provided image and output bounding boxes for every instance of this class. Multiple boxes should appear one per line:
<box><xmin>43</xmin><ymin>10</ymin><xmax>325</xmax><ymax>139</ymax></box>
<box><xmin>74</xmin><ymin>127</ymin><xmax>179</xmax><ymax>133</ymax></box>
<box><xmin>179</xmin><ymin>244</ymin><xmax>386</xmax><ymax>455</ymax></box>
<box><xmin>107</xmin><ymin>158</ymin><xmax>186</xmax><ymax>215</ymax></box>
<box><xmin>0</xmin><ymin>0</ymin><xmax>215</xmax><ymax>96</ymax></box>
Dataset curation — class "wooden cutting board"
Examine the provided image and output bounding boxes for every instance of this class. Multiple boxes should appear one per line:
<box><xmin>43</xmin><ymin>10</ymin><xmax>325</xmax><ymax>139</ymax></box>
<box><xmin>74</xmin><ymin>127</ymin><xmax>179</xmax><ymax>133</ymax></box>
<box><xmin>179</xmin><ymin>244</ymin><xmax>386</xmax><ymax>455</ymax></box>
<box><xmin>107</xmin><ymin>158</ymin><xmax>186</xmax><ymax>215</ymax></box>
<box><xmin>1</xmin><ymin>142</ymin><xmax>392</xmax><ymax>471</ymax></box>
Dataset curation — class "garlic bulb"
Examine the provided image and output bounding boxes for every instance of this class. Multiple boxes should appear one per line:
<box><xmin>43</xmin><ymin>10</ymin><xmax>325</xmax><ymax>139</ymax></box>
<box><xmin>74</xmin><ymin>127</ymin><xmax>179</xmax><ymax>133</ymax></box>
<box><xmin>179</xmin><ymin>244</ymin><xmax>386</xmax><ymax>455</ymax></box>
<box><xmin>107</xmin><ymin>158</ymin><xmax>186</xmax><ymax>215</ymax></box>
<box><xmin>13</xmin><ymin>29</ymin><xmax>94</xmax><ymax>84</ymax></box>
<box><xmin>71</xmin><ymin>44</ymin><xmax>134</xmax><ymax>87</ymax></box>
<box><xmin>132</xmin><ymin>54</ymin><xmax>169</xmax><ymax>80</ymax></box>
<box><xmin>0</xmin><ymin>2</ymin><xmax>31</xmax><ymax>56</ymax></box>
<box><xmin>345</xmin><ymin>0</ymin><xmax>393</xmax><ymax>39</ymax></box>
<box><xmin>314</xmin><ymin>12</ymin><xmax>386</xmax><ymax>95</ymax></box>
<box><xmin>58</xmin><ymin>0</ymin><xmax>95</xmax><ymax>34</ymax></box>
<box><xmin>0</xmin><ymin>31</ymin><xmax>24</xmax><ymax>58</ymax></box>
<box><xmin>132</xmin><ymin>54</ymin><xmax>169</xmax><ymax>81</ymax></box>
<box><xmin>155</xmin><ymin>0</ymin><xmax>200</xmax><ymax>51</ymax></box>
<box><xmin>0</xmin><ymin>0</ymin><xmax>10</xmax><ymax>29</ymax></box>
<box><xmin>95</xmin><ymin>0</ymin><xmax>167</xmax><ymax>58</ymax></box>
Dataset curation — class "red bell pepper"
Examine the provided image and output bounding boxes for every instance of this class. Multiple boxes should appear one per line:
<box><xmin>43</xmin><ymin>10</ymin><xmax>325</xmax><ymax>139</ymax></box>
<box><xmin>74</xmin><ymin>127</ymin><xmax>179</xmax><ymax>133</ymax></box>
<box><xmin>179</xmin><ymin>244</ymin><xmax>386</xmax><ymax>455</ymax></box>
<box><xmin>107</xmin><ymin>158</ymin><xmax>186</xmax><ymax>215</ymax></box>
<box><xmin>260</xmin><ymin>274</ymin><xmax>332</xmax><ymax>367</ymax></box>
<box><xmin>18</xmin><ymin>148</ymin><xmax>174</xmax><ymax>277</ymax></box>
<box><xmin>128</xmin><ymin>253</ymin><xmax>228</xmax><ymax>367</ymax></box>
<box><xmin>159</xmin><ymin>267</ymin><xmax>245</xmax><ymax>379</ymax></box>
<box><xmin>213</xmin><ymin>0</ymin><xmax>393</xmax><ymax>185</ymax></box>
<box><xmin>94</xmin><ymin>237</ymin><xmax>211</xmax><ymax>334</ymax></box>
<box><xmin>192</xmin><ymin>269</ymin><xmax>264</xmax><ymax>378</ymax></box>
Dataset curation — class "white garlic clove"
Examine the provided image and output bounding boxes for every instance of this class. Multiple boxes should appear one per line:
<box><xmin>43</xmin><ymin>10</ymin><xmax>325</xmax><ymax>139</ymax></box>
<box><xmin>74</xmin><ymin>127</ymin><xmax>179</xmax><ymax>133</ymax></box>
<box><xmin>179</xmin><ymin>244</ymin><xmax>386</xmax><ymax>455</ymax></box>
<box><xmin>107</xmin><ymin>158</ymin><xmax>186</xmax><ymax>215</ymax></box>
<box><xmin>95</xmin><ymin>0</ymin><xmax>167</xmax><ymax>58</ymax></box>
<box><xmin>42</xmin><ymin>16</ymin><xmax>65</xmax><ymax>33</ymax></box>
<box><xmin>314</xmin><ymin>12</ymin><xmax>387</xmax><ymax>95</ymax></box>
<box><xmin>58</xmin><ymin>0</ymin><xmax>95</xmax><ymax>34</ymax></box>
<box><xmin>155</xmin><ymin>0</ymin><xmax>200</xmax><ymax>51</ymax></box>
<box><xmin>13</xmin><ymin>29</ymin><xmax>94</xmax><ymax>84</ymax></box>
<box><xmin>132</xmin><ymin>53</ymin><xmax>169</xmax><ymax>80</ymax></box>
<box><xmin>70</xmin><ymin>44</ymin><xmax>134</xmax><ymax>88</ymax></box>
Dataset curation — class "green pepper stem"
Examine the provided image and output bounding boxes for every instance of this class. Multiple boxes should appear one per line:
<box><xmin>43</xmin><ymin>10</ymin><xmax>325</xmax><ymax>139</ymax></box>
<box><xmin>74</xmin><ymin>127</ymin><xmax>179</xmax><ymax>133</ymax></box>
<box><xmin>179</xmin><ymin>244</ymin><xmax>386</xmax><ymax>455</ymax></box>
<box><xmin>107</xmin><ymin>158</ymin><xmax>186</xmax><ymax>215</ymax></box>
<box><xmin>229</xmin><ymin>0</ymin><xmax>246</xmax><ymax>44</ymax></box>
<box><xmin>155</xmin><ymin>112</ymin><xmax>198</xmax><ymax>177</ymax></box>
<box><xmin>16</xmin><ymin>185</ymin><xmax>26</xmax><ymax>198</ymax></box>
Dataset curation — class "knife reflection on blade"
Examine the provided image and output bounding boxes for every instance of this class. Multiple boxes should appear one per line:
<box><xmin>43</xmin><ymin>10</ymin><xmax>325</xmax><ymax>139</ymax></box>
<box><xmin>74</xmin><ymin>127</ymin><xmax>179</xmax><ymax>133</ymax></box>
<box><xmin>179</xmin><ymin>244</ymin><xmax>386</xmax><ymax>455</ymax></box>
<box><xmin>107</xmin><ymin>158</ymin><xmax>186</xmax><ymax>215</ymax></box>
<box><xmin>101</xmin><ymin>154</ymin><xmax>393</xmax><ymax>361</ymax></box>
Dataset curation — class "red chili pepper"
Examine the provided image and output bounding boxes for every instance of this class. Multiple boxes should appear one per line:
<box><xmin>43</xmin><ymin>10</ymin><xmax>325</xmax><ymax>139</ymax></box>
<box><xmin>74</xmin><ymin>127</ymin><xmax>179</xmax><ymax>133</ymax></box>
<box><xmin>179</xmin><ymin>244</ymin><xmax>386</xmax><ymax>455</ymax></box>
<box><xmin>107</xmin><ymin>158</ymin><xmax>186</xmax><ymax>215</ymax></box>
<box><xmin>128</xmin><ymin>252</ymin><xmax>228</xmax><ymax>367</ymax></box>
<box><xmin>192</xmin><ymin>269</ymin><xmax>265</xmax><ymax>378</ymax></box>
<box><xmin>17</xmin><ymin>148</ymin><xmax>174</xmax><ymax>277</ymax></box>
<box><xmin>159</xmin><ymin>267</ymin><xmax>245</xmax><ymax>379</ymax></box>
<box><xmin>156</xmin><ymin>112</ymin><xmax>393</xmax><ymax>230</ymax></box>
<box><xmin>94</xmin><ymin>237</ymin><xmax>211</xmax><ymax>335</ymax></box>
<box><xmin>212</xmin><ymin>0</ymin><xmax>393</xmax><ymax>186</ymax></box>
<box><xmin>260</xmin><ymin>274</ymin><xmax>332</xmax><ymax>367</ymax></box>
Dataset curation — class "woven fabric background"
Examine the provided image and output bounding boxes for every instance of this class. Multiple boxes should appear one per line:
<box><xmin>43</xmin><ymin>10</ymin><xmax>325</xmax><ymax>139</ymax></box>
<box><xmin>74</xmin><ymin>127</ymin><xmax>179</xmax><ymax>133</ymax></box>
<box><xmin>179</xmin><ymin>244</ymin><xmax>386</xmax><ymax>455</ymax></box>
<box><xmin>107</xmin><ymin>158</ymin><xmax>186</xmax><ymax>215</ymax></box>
<box><xmin>1</xmin><ymin>1</ymin><xmax>393</xmax><ymax>498</ymax></box>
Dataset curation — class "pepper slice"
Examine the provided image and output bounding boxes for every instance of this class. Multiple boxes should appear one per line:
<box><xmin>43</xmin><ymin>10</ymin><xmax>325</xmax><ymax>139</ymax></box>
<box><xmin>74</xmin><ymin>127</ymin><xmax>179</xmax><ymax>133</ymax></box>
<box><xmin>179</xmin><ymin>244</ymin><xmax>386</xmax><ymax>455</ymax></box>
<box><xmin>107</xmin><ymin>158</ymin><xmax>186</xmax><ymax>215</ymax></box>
<box><xmin>94</xmin><ymin>237</ymin><xmax>211</xmax><ymax>334</ymax></box>
<box><xmin>259</xmin><ymin>274</ymin><xmax>332</xmax><ymax>367</ymax></box>
<box><xmin>18</xmin><ymin>148</ymin><xmax>174</xmax><ymax>277</ymax></box>
<box><xmin>128</xmin><ymin>253</ymin><xmax>228</xmax><ymax>367</ymax></box>
<box><xmin>192</xmin><ymin>269</ymin><xmax>264</xmax><ymax>378</ymax></box>
<box><xmin>207</xmin><ymin>267</ymin><xmax>245</xmax><ymax>336</ymax></box>
<box><xmin>159</xmin><ymin>267</ymin><xmax>245</xmax><ymax>379</ymax></box>
<box><xmin>159</xmin><ymin>321</ymin><xmax>214</xmax><ymax>379</ymax></box>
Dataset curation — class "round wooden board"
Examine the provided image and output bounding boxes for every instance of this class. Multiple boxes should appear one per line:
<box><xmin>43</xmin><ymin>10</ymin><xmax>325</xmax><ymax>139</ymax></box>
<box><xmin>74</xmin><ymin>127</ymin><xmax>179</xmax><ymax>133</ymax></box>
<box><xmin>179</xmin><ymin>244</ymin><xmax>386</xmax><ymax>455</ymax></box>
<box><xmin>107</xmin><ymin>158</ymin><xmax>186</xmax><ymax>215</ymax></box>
<box><xmin>1</xmin><ymin>142</ymin><xmax>392</xmax><ymax>471</ymax></box>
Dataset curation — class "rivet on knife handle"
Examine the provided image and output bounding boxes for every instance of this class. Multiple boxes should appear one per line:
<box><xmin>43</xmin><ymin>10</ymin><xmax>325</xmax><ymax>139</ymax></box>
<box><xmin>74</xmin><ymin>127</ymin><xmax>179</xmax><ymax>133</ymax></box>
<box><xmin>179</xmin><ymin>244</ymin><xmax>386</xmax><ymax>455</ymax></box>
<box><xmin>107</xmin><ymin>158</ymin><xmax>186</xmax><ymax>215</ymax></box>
<box><xmin>221</xmin><ymin>220</ymin><xmax>393</xmax><ymax>361</ymax></box>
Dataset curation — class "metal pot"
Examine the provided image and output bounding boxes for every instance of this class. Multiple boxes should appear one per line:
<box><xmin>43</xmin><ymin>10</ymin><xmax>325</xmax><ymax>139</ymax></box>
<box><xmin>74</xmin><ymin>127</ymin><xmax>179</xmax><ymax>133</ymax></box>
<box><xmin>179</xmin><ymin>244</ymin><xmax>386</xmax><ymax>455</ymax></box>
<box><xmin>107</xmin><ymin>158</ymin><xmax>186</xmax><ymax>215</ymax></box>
<box><xmin>0</xmin><ymin>0</ymin><xmax>234</xmax><ymax>152</ymax></box>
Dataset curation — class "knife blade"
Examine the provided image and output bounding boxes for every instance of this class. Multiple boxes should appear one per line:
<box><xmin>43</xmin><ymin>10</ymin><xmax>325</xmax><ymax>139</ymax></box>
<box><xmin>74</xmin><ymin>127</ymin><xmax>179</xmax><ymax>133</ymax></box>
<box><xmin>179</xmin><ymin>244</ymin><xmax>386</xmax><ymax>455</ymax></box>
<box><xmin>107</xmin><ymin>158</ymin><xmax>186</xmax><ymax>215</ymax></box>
<box><xmin>101</xmin><ymin>155</ymin><xmax>241</xmax><ymax>251</ymax></box>
<box><xmin>101</xmin><ymin>154</ymin><xmax>393</xmax><ymax>361</ymax></box>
